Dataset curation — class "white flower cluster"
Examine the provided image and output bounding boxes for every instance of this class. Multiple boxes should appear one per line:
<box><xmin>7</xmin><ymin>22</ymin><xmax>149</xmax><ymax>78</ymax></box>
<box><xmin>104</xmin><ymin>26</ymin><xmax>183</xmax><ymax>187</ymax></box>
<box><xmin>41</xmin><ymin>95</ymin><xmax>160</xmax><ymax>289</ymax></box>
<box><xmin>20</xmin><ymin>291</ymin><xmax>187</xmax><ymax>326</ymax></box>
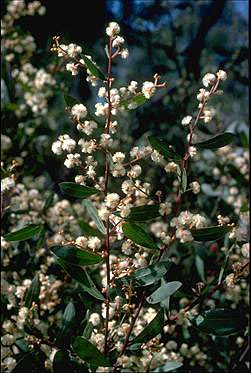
<box><xmin>106</xmin><ymin>22</ymin><xmax>129</xmax><ymax>59</ymax></box>
<box><xmin>171</xmin><ymin>211</ymin><xmax>207</xmax><ymax>243</ymax></box>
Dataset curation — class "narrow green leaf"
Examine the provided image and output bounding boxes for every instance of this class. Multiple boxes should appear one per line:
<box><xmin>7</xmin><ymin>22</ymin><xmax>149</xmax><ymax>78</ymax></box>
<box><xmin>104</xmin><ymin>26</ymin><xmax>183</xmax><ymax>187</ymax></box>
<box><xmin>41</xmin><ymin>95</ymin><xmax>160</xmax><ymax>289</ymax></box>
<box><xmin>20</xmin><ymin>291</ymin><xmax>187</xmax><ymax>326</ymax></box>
<box><xmin>59</xmin><ymin>182</ymin><xmax>99</xmax><ymax>199</ymax></box>
<box><xmin>42</xmin><ymin>193</ymin><xmax>54</xmax><ymax>212</ymax></box>
<box><xmin>57</xmin><ymin>259</ymin><xmax>104</xmax><ymax>300</ymax></box>
<box><xmin>120</xmin><ymin>93</ymin><xmax>147</xmax><ymax>110</ymax></box>
<box><xmin>181</xmin><ymin>168</ymin><xmax>187</xmax><ymax>193</ymax></box>
<box><xmin>131</xmin><ymin>309</ymin><xmax>164</xmax><ymax>344</ymax></box>
<box><xmin>4</xmin><ymin>224</ymin><xmax>42</xmax><ymax>242</ymax></box>
<box><xmin>191</xmin><ymin>225</ymin><xmax>232</xmax><ymax>241</ymax></box>
<box><xmin>64</xmin><ymin>94</ymin><xmax>80</xmax><ymax>107</ymax></box>
<box><xmin>194</xmin><ymin>133</ymin><xmax>235</xmax><ymax>149</ymax></box>
<box><xmin>118</xmin><ymin>261</ymin><xmax>172</xmax><ymax>287</ymax></box>
<box><xmin>126</xmin><ymin>204</ymin><xmax>161</xmax><ymax>222</ymax></box>
<box><xmin>53</xmin><ymin>350</ymin><xmax>74</xmax><ymax>373</ymax></box>
<box><xmin>148</xmin><ymin>136</ymin><xmax>182</xmax><ymax>161</ymax></box>
<box><xmin>83</xmin><ymin>200</ymin><xmax>106</xmax><ymax>235</ymax></box>
<box><xmin>56</xmin><ymin>302</ymin><xmax>76</xmax><ymax>340</ymax></box>
<box><xmin>191</xmin><ymin>308</ymin><xmax>247</xmax><ymax>336</ymax></box>
<box><xmin>82</xmin><ymin>321</ymin><xmax>94</xmax><ymax>340</ymax></box>
<box><xmin>146</xmin><ymin>281</ymin><xmax>182</xmax><ymax>304</ymax></box>
<box><xmin>195</xmin><ymin>255</ymin><xmax>205</xmax><ymax>281</ymax></box>
<box><xmin>24</xmin><ymin>274</ymin><xmax>40</xmax><ymax>308</ymax></box>
<box><xmin>122</xmin><ymin>222</ymin><xmax>159</xmax><ymax>250</ymax></box>
<box><xmin>72</xmin><ymin>336</ymin><xmax>110</xmax><ymax>366</ymax></box>
<box><xmin>51</xmin><ymin>245</ymin><xmax>103</xmax><ymax>266</ymax></box>
<box><xmin>78</xmin><ymin>220</ymin><xmax>104</xmax><ymax>238</ymax></box>
<box><xmin>154</xmin><ymin>361</ymin><xmax>183</xmax><ymax>372</ymax></box>
<box><xmin>80</xmin><ymin>54</ymin><xmax>106</xmax><ymax>80</ymax></box>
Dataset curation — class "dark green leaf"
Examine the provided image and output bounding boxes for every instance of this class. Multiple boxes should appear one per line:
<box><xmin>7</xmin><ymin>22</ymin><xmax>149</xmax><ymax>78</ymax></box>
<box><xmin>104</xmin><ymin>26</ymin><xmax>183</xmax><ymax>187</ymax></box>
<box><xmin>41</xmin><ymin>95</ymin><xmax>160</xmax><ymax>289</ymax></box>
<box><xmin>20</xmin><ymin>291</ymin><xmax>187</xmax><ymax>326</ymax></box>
<box><xmin>195</xmin><ymin>255</ymin><xmax>205</xmax><ymax>281</ymax></box>
<box><xmin>122</xmin><ymin>222</ymin><xmax>159</xmax><ymax>250</ymax></box>
<box><xmin>57</xmin><ymin>259</ymin><xmax>104</xmax><ymax>300</ymax></box>
<box><xmin>64</xmin><ymin>94</ymin><xmax>80</xmax><ymax>107</ymax></box>
<box><xmin>36</xmin><ymin>226</ymin><xmax>46</xmax><ymax>250</ymax></box>
<box><xmin>78</xmin><ymin>220</ymin><xmax>104</xmax><ymax>238</ymax></box>
<box><xmin>83</xmin><ymin>200</ymin><xmax>106</xmax><ymax>235</ymax></box>
<box><xmin>72</xmin><ymin>336</ymin><xmax>110</xmax><ymax>366</ymax></box>
<box><xmin>131</xmin><ymin>309</ymin><xmax>164</xmax><ymax>344</ymax></box>
<box><xmin>82</xmin><ymin>321</ymin><xmax>94</xmax><ymax>340</ymax></box>
<box><xmin>80</xmin><ymin>54</ymin><xmax>106</xmax><ymax>80</ymax></box>
<box><xmin>194</xmin><ymin>133</ymin><xmax>235</xmax><ymax>149</ymax></box>
<box><xmin>42</xmin><ymin>193</ymin><xmax>54</xmax><ymax>211</ymax></box>
<box><xmin>154</xmin><ymin>361</ymin><xmax>183</xmax><ymax>372</ymax></box>
<box><xmin>126</xmin><ymin>204</ymin><xmax>161</xmax><ymax>222</ymax></box>
<box><xmin>51</xmin><ymin>245</ymin><xmax>103</xmax><ymax>266</ymax></box>
<box><xmin>191</xmin><ymin>225</ymin><xmax>232</xmax><ymax>241</ymax></box>
<box><xmin>191</xmin><ymin>308</ymin><xmax>247</xmax><ymax>336</ymax></box>
<box><xmin>146</xmin><ymin>281</ymin><xmax>182</xmax><ymax>304</ymax></box>
<box><xmin>148</xmin><ymin>136</ymin><xmax>182</xmax><ymax>161</ymax></box>
<box><xmin>120</xmin><ymin>93</ymin><xmax>147</xmax><ymax>110</ymax></box>
<box><xmin>59</xmin><ymin>182</ymin><xmax>99</xmax><ymax>199</ymax></box>
<box><xmin>56</xmin><ymin>302</ymin><xmax>76</xmax><ymax>339</ymax></box>
<box><xmin>24</xmin><ymin>274</ymin><xmax>40</xmax><ymax>308</ymax></box>
<box><xmin>12</xmin><ymin>350</ymin><xmax>46</xmax><ymax>373</ymax></box>
<box><xmin>118</xmin><ymin>261</ymin><xmax>172</xmax><ymax>287</ymax></box>
<box><xmin>181</xmin><ymin>168</ymin><xmax>187</xmax><ymax>193</ymax></box>
<box><xmin>4</xmin><ymin>224</ymin><xmax>42</xmax><ymax>242</ymax></box>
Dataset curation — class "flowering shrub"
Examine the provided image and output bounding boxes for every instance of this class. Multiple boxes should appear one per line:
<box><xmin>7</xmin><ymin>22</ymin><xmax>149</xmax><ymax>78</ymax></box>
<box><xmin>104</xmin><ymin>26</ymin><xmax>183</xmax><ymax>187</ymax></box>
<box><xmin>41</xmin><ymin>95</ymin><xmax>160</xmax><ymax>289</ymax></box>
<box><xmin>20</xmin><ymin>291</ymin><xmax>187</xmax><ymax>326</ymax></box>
<box><xmin>1</xmin><ymin>6</ymin><xmax>249</xmax><ymax>373</ymax></box>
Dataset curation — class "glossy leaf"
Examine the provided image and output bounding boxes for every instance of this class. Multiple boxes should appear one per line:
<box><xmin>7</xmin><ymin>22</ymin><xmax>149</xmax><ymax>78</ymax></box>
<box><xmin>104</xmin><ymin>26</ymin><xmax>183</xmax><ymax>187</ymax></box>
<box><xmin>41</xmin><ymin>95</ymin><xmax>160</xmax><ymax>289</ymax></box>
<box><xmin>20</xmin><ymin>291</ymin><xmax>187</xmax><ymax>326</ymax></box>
<box><xmin>120</xmin><ymin>93</ymin><xmax>147</xmax><ymax>110</ymax></box>
<box><xmin>57</xmin><ymin>302</ymin><xmax>76</xmax><ymax>339</ymax></box>
<box><xmin>78</xmin><ymin>220</ymin><xmax>104</xmax><ymax>238</ymax></box>
<box><xmin>148</xmin><ymin>136</ymin><xmax>182</xmax><ymax>161</ymax></box>
<box><xmin>119</xmin><ymin>261</ymin><xmax>172</xmax><ymax>287</ymax></box>
<box><xmin>57</xmin><ymin>259</ymin><xmax>104</xmax><ymax>300</ymax></box>
<box><xmin>59</xmin><ymin>182</ymin><xmax>99</xmax><ymax>199</ymax></box>
<box><xmin>194</xmin><ymin>133</ymin><xmax>235</xmax><ymax>149</ymax></box>
<box><xmin>51</xmin><ymin>245</ymin><xmax>103</xmax><ymax>266</ymax></box>
<box><xmin>131</xmin><ymin>309</ymin><xmax>164</xmax><ymax>344</ymax></box>
<box><xmin>154</xmin><ymin>361</ymin><xmax>183</xmax><ymax>372</ymax></box>
<box><xmin>146</xmin><ymin>281</ymin><xmax>182</xmax><ymax>304</ymax></box>
<box><xmin>83</xmin><ymin>200</ymin><xmax>106</xmax><ymax>235</ymax></box>
<box><xmin>42</xmin><ymin>193</ymin><xmax>54</xmax><ymax>211</ymax></box>
<box><xmin>64</xmin><ymin>94</ymin><xmax>80</xmax><ymax>107</ymax></box>
<box><xmin>4</xmin><ymin>224</ymin><xmax>42</xmax><ymax>242</ymax></box>
<box><xmin>126</xmin><ymin>204</ymin><xmax>161</xmax><ymax>222</ymax></box>
<box><xmin>195</xmin><ymin>255</ymin><xmax>205</xmax><ymax>281</ymax></box>
<box><xmin>122</xmin><ymin>222</ymin><xmax>158</xmax><ymax>250</ymax></box>
<box><xmin>191</xmin><ymin>308</ymin><xmax>247</xmax><ymax>336</ymax></box>
<box><xmin>191</xmin><ymin>225</ymin><xmax>232</xmax><ymax>241</ymax></box>
<box><xmin>72</xmin><ymin>336</ymin><xmax>110</xmax><ymax>366</ymax></box>
<box><xmin>80</xmin><ymin>54</ymin><xmax>106</xmax><ymax>80</ymax></box>
<box><xmin>24</xmin><ymin>274</ymin><xmax>40</xmax><ymax>308</ymax></box>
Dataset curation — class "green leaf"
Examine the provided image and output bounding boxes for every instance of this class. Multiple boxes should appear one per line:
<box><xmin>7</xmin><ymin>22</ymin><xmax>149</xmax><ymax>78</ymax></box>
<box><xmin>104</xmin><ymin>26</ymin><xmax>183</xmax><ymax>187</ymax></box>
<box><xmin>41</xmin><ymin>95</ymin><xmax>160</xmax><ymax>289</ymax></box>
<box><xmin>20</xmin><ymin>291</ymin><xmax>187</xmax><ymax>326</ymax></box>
<box><xmin>191</xmin><ymin>225</ymin><xmax>232</xmax><ymax>241</ymax></box>
<box><xmin>191</xmin><ymin>308</ymin><xmax>247</xmax><ymax>336</ymax></box>
<box><xmin>24</xmin><ymin>274</ymin><xmax>40</xmax><ymax>308</ymax></box>
<box><xmin>118</xmin><ymin>261</ymin><xmax>172</xmax><ymax>287</ymax></box>
<box><xmin>122</xmin><ymin>222</ymin><xmax>159</xmax><ymax>250</ymax></box>
<box><xmin>194</xmin><ymin>133</ymin><xmax>235</xmax><ymax>149</ymax></box>
<box><xmin>42</xmin><ymin>193</ymin><xmax>54</xmax><ymax>211</ymax></box>
<box><xmin>146</xmin><ymin>281</ymin><xmax>182</xmax><ymax>304</ymax></box>
<box><xmin>131</xmin><ymin>309</ymin><xmax>164</xmax><ymax>344</ymax></box>
<box><xmin>195</xmin><ymin>255</ymin><xmax>205</xmax><ymax>281</ymax></box>
<box><xmin>154</xmin><ymin>361</ymin><xmax>183</xmax><ymax>372</ymax></box>
<box><xmin>80</xmin><ymin>54</ymin><xmax>106</xmax><ymax>80</ymax></box>
<box><xmin>59</xmin><ymin>182</ymin><xmax>99</xmax><ymax>199</ymax></box>
<box><xmin>4</xmin><ymin>224</ymin><xmax>42</xmax><ymax>242</ymax></box>
<box><xmin>82</xmin><ymin>321</ymin><xmax>94</xmax><ymax>340</ymax></box>
<box><xmin>148</xmin><ymin>136</ymin><xmax>182</xmax><ymax>161</ymax></box>
<box><xmin>57</xmin><ymin>259</ymin><xmax>104</xmax><ymax>300</ymax></box>
<box><xmin>181</xmin><ymin>168</ymin><xmax>187</xmax><ymax>193</ymax></box>
<box><xmin>126</xmin><ymin>204</ymin><xmax>161</xmax><ymax>222</ymax></box>
<box><xmin>78</xmin><ymin>220</ymin><xmax>104</xmax><ymax>238</ymax></box>
<box><xmin>64</xmin><ymin>94</ymin><xmax>80</xmax><ymax>107</ymax></box>
<box><xmin>51</xmin><ymin>245</ymin><xmax>103</xmax><ymax>266</ymax></box>
<box><xmin>56</xmin><ymin>302</ymin><xmax>76</xmax><ymax>339</ymax></box>
<box><xmin>120</xmin><ymin>93</ymin><xmax>147</xmax><ymax>110</ymax></box>
<box><xmin>72</xmin><ymin>336</ymin><xmax>110</xmax><ymax>366</ymax></box>
<box><xmin>83</xmin><ymin>200</ymin><xmax>106</xmax><ymax>235</ymax></box>
<box><xmin>36</xmin><ymin>226</ymin><xmax>46</xmax><ymax>250</ymax></box>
